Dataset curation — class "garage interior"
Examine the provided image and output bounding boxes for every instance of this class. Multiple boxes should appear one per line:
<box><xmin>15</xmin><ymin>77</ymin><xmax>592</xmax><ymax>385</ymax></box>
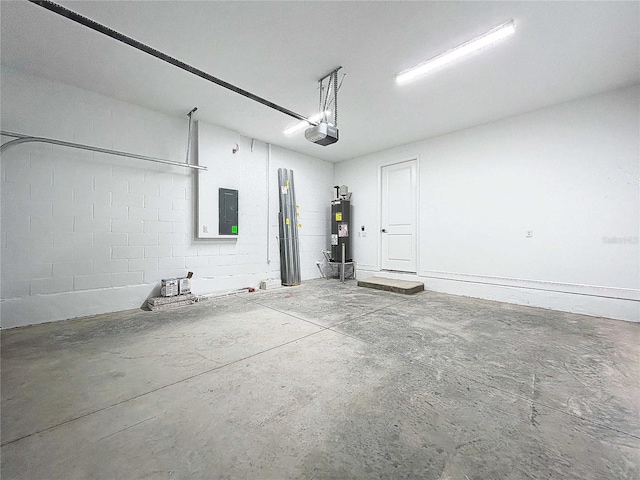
<box><xmin>1</xmin><ymin>1</ymin><xmax>639</xmax><ymax>479</ymax></box>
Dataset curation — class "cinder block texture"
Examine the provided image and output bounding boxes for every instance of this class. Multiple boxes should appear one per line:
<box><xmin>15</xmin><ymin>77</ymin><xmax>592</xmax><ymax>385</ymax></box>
<box><xmin>1</xmin><ymin>70</ymin><xmax>332</xmax><ymax>327</ymax></box>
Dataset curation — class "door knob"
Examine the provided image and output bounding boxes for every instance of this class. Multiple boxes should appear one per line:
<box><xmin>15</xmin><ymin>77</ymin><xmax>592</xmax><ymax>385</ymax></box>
<box><xmin>381</xmin><ymin>229</ymin><xmax>387</xmax><ymax>233</ymax></box>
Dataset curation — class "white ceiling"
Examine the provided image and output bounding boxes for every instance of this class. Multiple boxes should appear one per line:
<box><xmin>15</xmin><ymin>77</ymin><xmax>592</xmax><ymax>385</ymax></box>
<box><xmin>1</xmin><ymin>1</ymin><xmax>639</xmax><ymax>163</ymax></box>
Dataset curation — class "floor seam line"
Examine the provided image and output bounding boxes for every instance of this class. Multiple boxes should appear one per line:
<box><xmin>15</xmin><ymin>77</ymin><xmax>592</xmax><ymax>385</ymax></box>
<box><xmin>254</xmin><ymin>295</ymin><xmax>414</xmax><ymax>330</ymax></box>
<box><xmin>0</xmin><ymin>327</ymin><xmax>329</xmax><ymax>447</ymax></box>
<box><xmin>331</xmin><ymin>298</ymin><xmax>416</xmax><ymax>328</ymax></box>
<box><xmin>252</xmin><ymin>301</ymin><xmax>330</xmax><ymax>329</ymax></box>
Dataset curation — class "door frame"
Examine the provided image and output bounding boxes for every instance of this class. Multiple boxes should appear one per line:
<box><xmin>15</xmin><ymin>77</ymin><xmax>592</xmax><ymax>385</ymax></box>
<box><xmin>378</xmin><ymin>156</ymin><xmax>419</xmax><ymax>273</ymax></box>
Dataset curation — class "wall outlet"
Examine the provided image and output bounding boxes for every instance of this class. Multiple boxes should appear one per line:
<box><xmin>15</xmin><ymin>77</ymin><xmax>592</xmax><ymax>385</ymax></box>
<box><xmin>526</xmin><ymin>229</ymin><xmax>533</xmax><ymax>238</ymax></box>
<box><xmin>203</xmin><ymin>225</ymin><xmax>208</xmax><ymax>233</ymax></box>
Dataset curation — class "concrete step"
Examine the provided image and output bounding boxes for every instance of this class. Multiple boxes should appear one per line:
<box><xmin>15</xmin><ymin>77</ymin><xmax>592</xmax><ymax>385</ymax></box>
<box><xmin>147</xmin><ymin>294</ymin><xmax>196</xmax><ymax>311</ymax></box>
<box><xmin>357</xmin><ymin>276</ymin><xmax>424</xmax><ymax>295</ymax></box>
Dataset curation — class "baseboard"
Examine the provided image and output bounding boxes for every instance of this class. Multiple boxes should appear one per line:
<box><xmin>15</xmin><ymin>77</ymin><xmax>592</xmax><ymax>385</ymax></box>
<box><xmin>0</xmin><ymin>284</ymin><xmax>155</xmax><ymax>329</ymax></box>
<box><xmin>356</xmin><ymin>264</ymin><xmax>378</xmax><ymax>271</ymax></box>
<box><xmin>354</xmin><ymin>266</ymin><xmax>639</xmax><ymax>322</ymax></box>
<box><xmin>419</xmin><ymin>270</ymin><xmax>639</xmax><ymax>301</ymax></box>
<box><xmin>4</xmin><ymin>268</ymin><xmax>635</xmax><ymax>327</ymax></box>
<box><xmin>0</xmin><ymin>269</ymin><xmax>325</xmax><ymax>329</ymax></box>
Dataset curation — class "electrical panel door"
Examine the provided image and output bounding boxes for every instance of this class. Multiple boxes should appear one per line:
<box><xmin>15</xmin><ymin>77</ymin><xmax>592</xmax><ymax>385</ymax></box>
<box><xmin>218</xmin><ymin>188</ymin><xmax>238</xmax><ymax>235</ymax></box>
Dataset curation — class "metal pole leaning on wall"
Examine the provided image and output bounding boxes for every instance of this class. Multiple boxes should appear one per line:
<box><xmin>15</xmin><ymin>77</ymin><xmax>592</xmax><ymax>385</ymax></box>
<box><xmin>277</xmin><ymin>168</ymin><xmax>301</xmax><ymax>286</ymax></box>
<box><xmin>289</xmin><ymin>171</ymin><xmax>301</xmax><ymax>284</ymax></box>
<box><xmin>278</xmin><ymin>169</ymin><xmax>289</xmax><ymax>284</ymax></box>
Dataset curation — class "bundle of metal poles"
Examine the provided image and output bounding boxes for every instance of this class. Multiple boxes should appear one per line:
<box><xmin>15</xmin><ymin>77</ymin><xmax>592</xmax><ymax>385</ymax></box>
<box><xmin>278</xmin><ymin>169</ymin><xmax>301</xmax><ymax>286</ymax></box>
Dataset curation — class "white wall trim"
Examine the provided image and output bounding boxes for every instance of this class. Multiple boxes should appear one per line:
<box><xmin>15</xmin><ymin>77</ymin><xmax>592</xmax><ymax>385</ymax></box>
<box><xmin>415</xmin><ymin>155</ymin><xmax>421</xmax><ymax>277</ymax></box>
<box><xmin>356</xmin><ymin>264</ymin><xmax>378</xmax><ymax>271</ymax></box>
<box><xmin>418</xmin><ymin>269</ymin><xmax>639</xmax><ymax>301</ymax></box>
<box><xmin>378</xmin><ymin>156</ymin><xmax>419</xmax><ymax>273</ymax></box>
<box><xmin>354</xmin><ymin>265</ymin><xmax>639</xmax><ymax>322</ymax></box>
<box><xmin>376</xmin><ymin>163</ymin><xmax>382</xmax><ymax>271</ymax></box>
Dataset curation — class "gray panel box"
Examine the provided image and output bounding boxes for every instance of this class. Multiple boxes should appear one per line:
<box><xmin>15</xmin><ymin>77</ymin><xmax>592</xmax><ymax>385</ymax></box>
<box><xmin>218</xmin><ymin>188</ymin><xmax>238</xmax><ymax>235</ymax></box>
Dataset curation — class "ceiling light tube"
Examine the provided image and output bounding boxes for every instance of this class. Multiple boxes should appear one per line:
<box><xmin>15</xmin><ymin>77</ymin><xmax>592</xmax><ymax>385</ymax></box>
<box><xmin>283</xmin><ymin>111</ymin><xmax>331</xmax><ymax>135</ymax></box>
<box><xmin>396</xmin><ymin>20</ymin><xmax>516</xmax><ymax>85</ymax></box>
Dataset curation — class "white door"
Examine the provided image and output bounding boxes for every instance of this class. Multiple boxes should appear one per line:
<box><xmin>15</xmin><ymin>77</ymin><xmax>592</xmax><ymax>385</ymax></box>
<box><xmin>381</xmin><ymin>160</ymin><xmax>417</xmax><ymax>272</ymax></box>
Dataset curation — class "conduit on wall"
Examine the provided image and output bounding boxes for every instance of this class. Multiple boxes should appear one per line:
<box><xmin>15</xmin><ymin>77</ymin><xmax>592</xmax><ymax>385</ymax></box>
<box><xmin>185</xmin><ymin>107</ymin><xmax>198</xmax><ymax>164</ymax></box>
<box><xmin>267</xmin><ymin>143</ymin><xmax>272</xmax><ymax>264</ymax></box>
<box><xmin>0</xmin><ymin>131</ymin><xmax>207</xmax><ymax>171</ymax></box>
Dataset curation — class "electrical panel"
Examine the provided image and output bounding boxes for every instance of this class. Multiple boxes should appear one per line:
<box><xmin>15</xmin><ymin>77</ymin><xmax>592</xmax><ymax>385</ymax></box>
<box><xmin>218</xmin><ymin>188</ymin><xmax>238</xmax><ymax>235</ymax></box>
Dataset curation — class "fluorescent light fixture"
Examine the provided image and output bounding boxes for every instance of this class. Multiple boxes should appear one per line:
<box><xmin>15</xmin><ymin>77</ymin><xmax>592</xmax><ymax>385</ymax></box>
<box><xmin>283</xmin><ymin>110</ymin><xmax>331</xmax><ymax>135</ymax></box>
<box><xmin>396</xmin><ymin>20</ymin><xmax>516</xmax><ymax>85</ymax></box>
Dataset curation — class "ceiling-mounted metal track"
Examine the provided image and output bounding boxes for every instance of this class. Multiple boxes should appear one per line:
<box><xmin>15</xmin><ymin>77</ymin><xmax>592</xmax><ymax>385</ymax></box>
<box><xmin>318</xmin><ymin>67</ymin><xmax>343</xmax><ymax>128</ymax></box>
<box><xmin>28</xmin><ymin>0</ymin><xmax>319</xmax><ymax>126</ymax></box>
<box><xmin>319</xmin><ymin>67</ymin><xmax>343</xmax><ymax>83</ymax></box>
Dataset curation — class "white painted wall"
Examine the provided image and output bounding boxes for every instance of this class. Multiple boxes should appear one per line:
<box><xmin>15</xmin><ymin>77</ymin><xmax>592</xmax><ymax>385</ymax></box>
<box><xmin>194</xmin><ymin>121</ymin><xmax>333</xmax><ymax>283</ymax></box>
<box><xmin>337</xmin><ymin>85</ymin><xmax>640</xmax><ymax>322</ymax></box>
<box><xmin>0</xmin><ymin>69</ymin><xmax>332</xmax><ymax>328</ymax></box>
<box><xmin>2</xmin><ymin>69</ymin><xmax>636</xmax><ymax>326</ymax></box>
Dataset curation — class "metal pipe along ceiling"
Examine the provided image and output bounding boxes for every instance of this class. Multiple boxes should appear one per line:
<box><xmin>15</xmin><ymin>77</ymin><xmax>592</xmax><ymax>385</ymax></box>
<box><xmin>0</xmin><ymin>131</ymin><xmax>207</xmax><ymax>171</ymax></box>
<box><xmin>28</xmin><ymin>0</ymin><xmax>319</xmax><ymax>127</ymax></box>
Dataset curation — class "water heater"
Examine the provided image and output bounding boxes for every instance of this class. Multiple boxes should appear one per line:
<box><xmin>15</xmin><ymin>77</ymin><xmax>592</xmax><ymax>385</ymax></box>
<box><xmin>330</xmin><ymin>185</ymin><xmax>352</xmax><ymax>262</ymax></box>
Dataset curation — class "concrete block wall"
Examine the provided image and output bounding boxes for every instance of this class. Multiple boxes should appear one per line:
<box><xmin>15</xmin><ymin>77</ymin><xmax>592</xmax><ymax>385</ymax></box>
<box><xmin>1</xmin><ymin>69</ymin><xmax>333</xmax><ymax>328</ymax></box>
<box><xmin>195</xmin><ymin>122</ymin><xmax>333</xmax><ymax>291</ymax></box>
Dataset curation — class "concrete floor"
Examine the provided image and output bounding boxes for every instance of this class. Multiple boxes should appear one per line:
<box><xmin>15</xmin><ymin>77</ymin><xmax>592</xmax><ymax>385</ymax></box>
<box><xmin>1</xmin><ymin>280</ymin><xmax>639</xmax><ymax>479</ymax></box>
